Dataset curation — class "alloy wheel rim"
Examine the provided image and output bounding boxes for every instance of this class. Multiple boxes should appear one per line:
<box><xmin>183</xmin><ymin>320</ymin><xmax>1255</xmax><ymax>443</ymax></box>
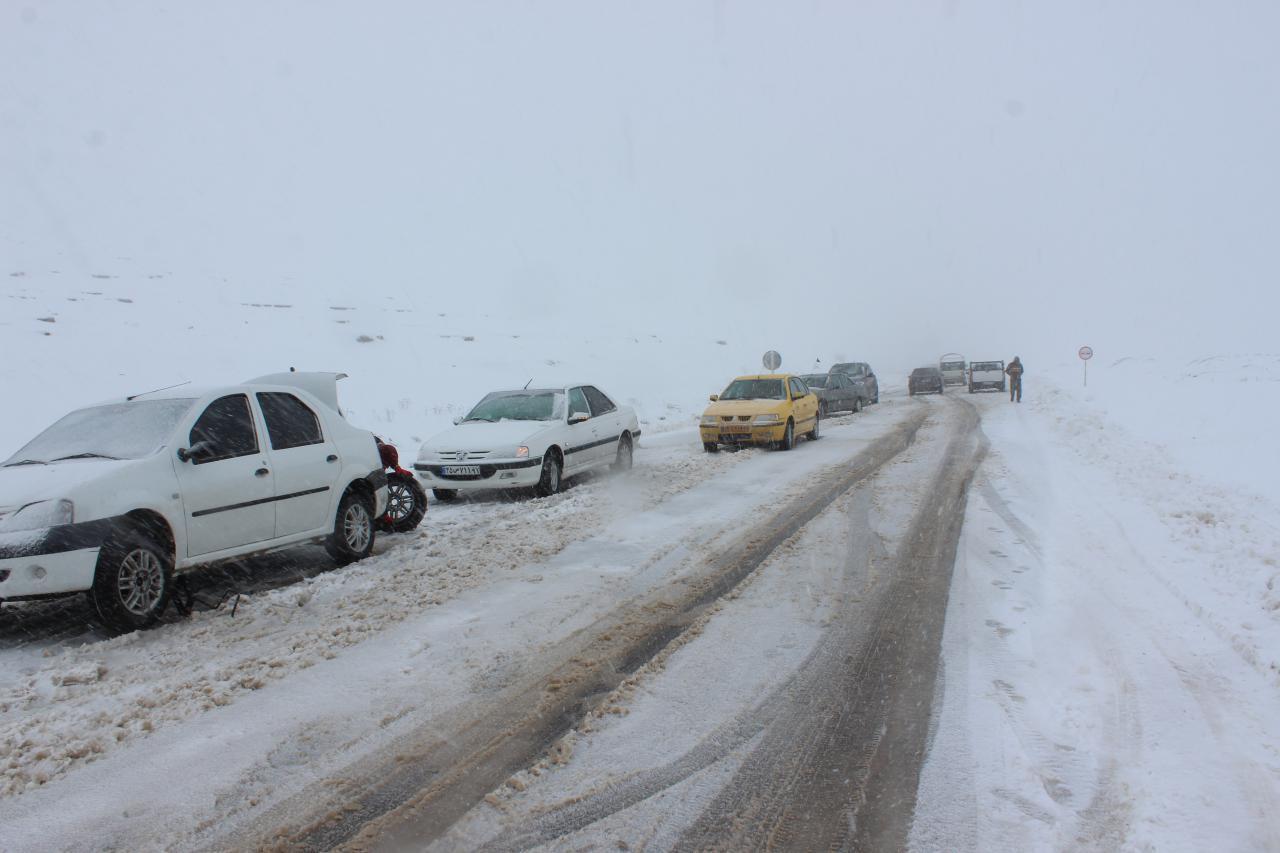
<box><xmin>548</xmin><ymin>459</ymin><xmax>560</xmax><ymax>491</ymax></box>
<box><xmin>387</xmin><ymin>482</ymin><xmax>412</xmax><ymax>521</ymax></box>
<box><xmin>344</xmin><ymin>502</ymin><xmax>371</xmax><ymax>551</ymax></box>
<box><xmin>117</xmin><ymin>549</ymin><xmax>164</xmax><ymax>615</ymax></box>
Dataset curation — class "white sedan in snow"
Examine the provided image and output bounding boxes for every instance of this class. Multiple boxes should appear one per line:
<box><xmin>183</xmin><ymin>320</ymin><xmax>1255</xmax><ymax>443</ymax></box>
<box><xmin>414</xmin><ymin>385</ymin><xmax>641</xmax><ymax>499</ymax></box>
<box><xmin>0</xmin><ymin>372</ymin><xmax>388</xmax><ymax>632</ymax></box>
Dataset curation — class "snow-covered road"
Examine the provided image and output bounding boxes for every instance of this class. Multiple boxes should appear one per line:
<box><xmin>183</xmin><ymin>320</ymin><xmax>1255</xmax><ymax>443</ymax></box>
<box><xmin>3</xmin><ymin>379</ymin><xmax>1278</xmax><ymax>853</ymax></box>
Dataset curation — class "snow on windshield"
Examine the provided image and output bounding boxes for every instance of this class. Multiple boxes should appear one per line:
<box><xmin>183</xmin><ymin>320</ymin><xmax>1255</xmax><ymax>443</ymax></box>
<box><xmin>720</xmin><ymin>379</ymin><xmax>785</xmax><ymax>401</ymax></box>
<box><xmin>464</xmin><ymin>391</ymin><xmax>566</xmax><ymax>422</ymax></box>
<box><xmin>3</xmin><ymin>399</ymin><xmax>194</xmax><ymax>465</ymax></box>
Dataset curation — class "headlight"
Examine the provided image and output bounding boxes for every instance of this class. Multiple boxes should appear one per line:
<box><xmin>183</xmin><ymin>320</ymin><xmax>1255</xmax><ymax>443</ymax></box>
<box><xmin>700</xmin><ymin>415</ymin><xmax>718</xmax><ymax>426</ymax></box>
<box><xmin>0</xmin><ymin>499</ymin><xmax>75</xmax><ymax>533</ymax></box>
<box><xmin>753</xmin><ymin>414</ymin><xmax>781</xmax><ymax>425</ymax></box>
<box><xmin>515</xmin><ymin>445</ymin><xmax>530</xmax><ymax>458</ymax></box>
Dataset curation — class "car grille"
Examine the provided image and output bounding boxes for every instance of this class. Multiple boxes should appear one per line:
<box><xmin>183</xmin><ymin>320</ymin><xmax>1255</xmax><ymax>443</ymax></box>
<box><xmin>436</xmin><ymin>450</ymin><xmax>492</xmax><ymax>461</ymax></box>
<box><xmin>719</xmin><ymin>416</ymin><xmax>752</xmax><ymax>422</ymax></box>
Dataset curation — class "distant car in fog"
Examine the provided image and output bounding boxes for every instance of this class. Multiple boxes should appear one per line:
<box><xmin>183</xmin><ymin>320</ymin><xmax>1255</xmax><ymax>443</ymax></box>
<box><xmin>909</xmin><ymin>367</ymin><xmax>945</xmax><ymax>396</ymax></box>
<box><xmin>939</xmin><ymin>353</ymin><xmax>967</xmax><ymax>386</ymax></box>
<box><xmin>0</xmin><ymin>372</ymin><xmax>388</xmax><ymax>632</ymax></box>
<box><xmin>798</xmin><ymin>373</ymin><xmax>866</xmax><ymax>416</ymax></box>
<box><xmin>828</xmin><ymin>362</ymin><xmax>879</xmax><ymax>406</ymax></box>
<box><xmin>968</xmin><ymin>360</ymin><xmax>1007</xmax><ymax>393</ymax></box>
<box><xmin>414</xmin><ymin>385</ymin><xmax>639</xmax><ymax>501</ymax></box>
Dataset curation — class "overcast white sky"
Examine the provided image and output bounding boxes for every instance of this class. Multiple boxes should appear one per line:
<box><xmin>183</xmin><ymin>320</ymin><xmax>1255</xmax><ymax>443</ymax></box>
<box><xmin>4</xmin><ymin>1</ymin><xmax>1279</xmax><ymax>369</ymax></box>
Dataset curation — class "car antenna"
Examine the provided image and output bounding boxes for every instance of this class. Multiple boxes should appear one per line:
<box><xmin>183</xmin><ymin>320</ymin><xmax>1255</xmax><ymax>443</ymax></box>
<box><xmin>127</xmin><ymin>380</ymin><xmax>191</xmax><ymax>401</ymax></box>
<box><xmin>523</xmin><ymin>377</ymin><xmax>533</xmax><ymax>389</ymax></box>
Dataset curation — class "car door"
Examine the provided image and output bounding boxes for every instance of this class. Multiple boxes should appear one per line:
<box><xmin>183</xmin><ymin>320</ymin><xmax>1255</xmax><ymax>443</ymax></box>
<box><xmin>564</xmin><ymin>386</ymin><xmax>598</xmax><ymax>472</ymax></box>
<box><xmin>583</xmin><ymin>385</ymin><xmax>622</xmax><ymax>466</ymax></box>
<box><xmin>256</xmin><ymin>391</ymin><xmax>340</xmax><ymax>538</ymax></box>
<box><xmin>863</xmin><ymin>364</ymin><xmax>879</xmax><ymax>400</ymax></box>
<box><xmin>173</xmin><ymin>393</ymin><xmax>276</xmax><ymax>557</ymax></box>
<box><xmin>790</xmin><ymin>378</ymin><xmax>817</xmax><ymax>427</ymax></box>
<box><xmin>829</xmin><ymin>374</ymin><xmax>852</xmax><ymax>411</ymax></box>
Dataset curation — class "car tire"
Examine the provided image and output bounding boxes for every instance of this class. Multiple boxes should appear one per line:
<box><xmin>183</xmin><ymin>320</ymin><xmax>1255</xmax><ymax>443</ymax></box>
<box><xmin>808</xmin><ymin>413</ymin><xmax>820</xmax><ymax>441</ymax></box>
<box><xmin>326</xmin><ymin>489</ymin><xmax>375</xmax><ymax>566</ymax></box>
<box><xmin>776</xmin><ymin>419</ymin><xmax>795</xmax><ymax>451</ymax></box>
<box><xmin>534</xmin><ymin>452</ymin><xmax>562</xmax><ymax>497</ymax></box>
<box><xmin>432</xmin><ymin>488</ymin><xmax>459</xmax><ymax>502</ymax></box>
<box><xmin>818</xmin><ymin>401</ymin><xmax>828</xmax><ymax>419</ymax></box>
<box><xmin>612</xmin><ymin>433</ymin><xmax>634</xmax><ymax>472</ymax></box>
<box><xmin>91</xmin><ymin>526</ymin><xmax>173</xmax><ymax>633</ymax></box>
<box><xmin>381</xmin><ymin>472</ymin><xmax>427</xmax><ymax>533</ymax></box>
<box><xmin>703</xmin><ymin>442</ymin><xmax>719</xmax><ymax>453</ymax></box>
<box><xmin>852</xmin><ymin>398</ymin><xmax>863</xmax><ymax>414</ymax></box>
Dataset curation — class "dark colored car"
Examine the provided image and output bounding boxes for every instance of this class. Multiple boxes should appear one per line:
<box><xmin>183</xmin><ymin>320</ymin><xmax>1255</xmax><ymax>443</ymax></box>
<box><xmin>828</xmin><ymin>362</ymin><xmax>879</xmax><ymax>406</ymax></box>
<box><xmin>798</xmin><ymin>373</ymin><xmax>866</xmax><ymax>416</ymax></box>
<box><xmin>908</xmin><ymin>367</ymin><xmax>945</xmax><ymax>396</ymax></box>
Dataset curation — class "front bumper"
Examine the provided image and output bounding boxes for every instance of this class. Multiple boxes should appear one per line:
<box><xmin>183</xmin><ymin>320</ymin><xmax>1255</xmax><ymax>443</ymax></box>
<box><xmin>414</xmin><ymin>458</ymin><xmax>543</xmax><ymax>491</ymax></box>
<box><xmin>700</xmin><ymin>422</ymin><xmax>788</xmax><ymax>446</ymax></box>
<box><xmin>0</xmin><ymin>546</ymin><xmax>100</xmax><ymax>599</ymax></box>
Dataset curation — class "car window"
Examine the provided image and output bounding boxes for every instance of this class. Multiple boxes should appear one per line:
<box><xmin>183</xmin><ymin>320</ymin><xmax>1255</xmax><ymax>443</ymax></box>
<box><xmin>568</xmin><ymin>387</ymin><xmax>591</xmax><ymax>418</ymax></box>
<box><xmin>256</xmin><ymin>392</ymin><xmax>324</xmax><ymax>450</ymax></box>
<box><xmin>190</xmin><ymin>394</ymin><xmax>258</xmax><ymax>463</ymax></box>
<box><xmin>790</xmin><ymin>378</ymin><xmax>807</xmax><ymax>398</ymax></box>
<box><xmin>582</xmin><ymin>386</ymin><xmax>616</xmax><ymax>416</ymax></box>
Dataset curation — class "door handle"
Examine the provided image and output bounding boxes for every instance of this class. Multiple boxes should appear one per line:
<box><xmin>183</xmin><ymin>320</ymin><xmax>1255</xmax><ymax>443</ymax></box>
<box><xmin>255</xmin><ymin>468</ymin><xmax>270</xmax><ymax>477</ymax></box>
<box><xmin>326</xmin><ymin>454</ymin><xmax>338</xmax><ymax>463</ymax></box>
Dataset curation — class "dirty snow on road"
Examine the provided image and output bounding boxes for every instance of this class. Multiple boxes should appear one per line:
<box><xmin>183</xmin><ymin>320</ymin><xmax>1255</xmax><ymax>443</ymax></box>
<box><xmin>910</xmin><ymin>378</ymin><xmax>1280</xmax><ymax>852</ymax></box>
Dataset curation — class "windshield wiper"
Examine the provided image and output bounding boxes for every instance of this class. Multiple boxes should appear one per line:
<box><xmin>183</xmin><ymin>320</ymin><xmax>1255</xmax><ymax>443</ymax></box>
<box><xmin>49</xmin><ymin>452</ymin><xmax>121</xmax><ymax>462</ymax></box>
<box><xmin>2</xmin><ymin>459</ymin><xmax>47</xmax><ymax>467</ymax></box>
<box><xmin>463</xmin><ymin>417</ymin><xmax>496</xmax><ymax>423</ymax></box>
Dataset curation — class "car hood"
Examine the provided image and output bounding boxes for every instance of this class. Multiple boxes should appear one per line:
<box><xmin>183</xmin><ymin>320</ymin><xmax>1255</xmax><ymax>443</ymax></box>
<box><xmin>703</xmin><ymin>399</ymin><xmax>789</xmax><ymax>417</ymax></box>
<box><xmin>421</xmin><ymin>420</ymin><xmax>556</xmax><ymax>454</ymax></box>
<box><xmin>0</xmin><ymin>458</ymin><xmax>136</xmax><ymax>513</ymax></box>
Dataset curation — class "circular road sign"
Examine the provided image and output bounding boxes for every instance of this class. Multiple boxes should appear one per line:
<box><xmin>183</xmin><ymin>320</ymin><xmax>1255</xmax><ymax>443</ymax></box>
<box><xmin>762</xmin><ymin>350</ymin><xmax>782</xmax><ymax>371</ymax></box>
<box><xmin>1078</xmin><ymin>346</ymin><xmax>1094</xmax><ymax>361</ymax></box>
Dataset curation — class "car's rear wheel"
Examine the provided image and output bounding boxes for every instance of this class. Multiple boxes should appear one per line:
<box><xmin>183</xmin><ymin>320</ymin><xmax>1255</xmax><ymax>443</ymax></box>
<box><xmin>776</xmin><ymin>419</ymin><xmax>795</xmax><ymax>451</ymax></box>
<box><xmin>612</xmin><ymin>433</ymin><xmax>634</xmax><ymax>472</ymax></box>
<box><xmin>808</xmin><ymin>413</ymin><xmax>820</xmax><ymax>441</ymax></box>
<box><xmin>91</xmin><ymin>528</ymin><xmax>173</xmax><ymax>633</ymax></box>
<box><xmin>326</xmin><ymin>489</ymin><xmax>375</xmax><ymax>565</ymax></box>
<box><xmin>432</xmin><ymin>488</ymin><xmax>459</xmax><ymax>501</ymax></box>
<box><xmin>534</xmin><ymin>452</ymin><xmax>563</xmax><ymax>497</ymax></box>
<box><xmin>852</xmin><ymin>398</ymin><xmax>863</xmax><ymax>413</ymax></box>
<box><xmin>703</xmin><ymin>442</ymin><xmax>719</xmax><ymax>453</ymax></box>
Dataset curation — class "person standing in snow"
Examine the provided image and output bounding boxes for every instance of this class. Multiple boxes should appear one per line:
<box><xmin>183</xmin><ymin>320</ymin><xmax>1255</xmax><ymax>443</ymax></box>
<box><xmin>1006</xmin><ymin>356</ymin><xmax>1024</xmax><ymax>402</ymax></box>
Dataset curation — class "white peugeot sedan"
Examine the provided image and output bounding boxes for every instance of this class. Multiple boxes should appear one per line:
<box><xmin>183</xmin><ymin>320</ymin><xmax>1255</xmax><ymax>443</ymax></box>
<box><xmin>0</xmin><ymin>372</ymin><xmax>388</xmax><ymax>632</ymax></box>
<box><xmin>414</xmin><ymin>385</ymin><xmax>640</xmax><ymax>499</ymax></box>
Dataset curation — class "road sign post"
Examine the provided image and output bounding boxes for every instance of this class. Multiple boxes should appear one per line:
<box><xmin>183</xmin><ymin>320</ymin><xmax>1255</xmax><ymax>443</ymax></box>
<box><xmin>1078</xmin><ymin>345</ymin><xmax>1093</xmax><ymax>387</ymax></box>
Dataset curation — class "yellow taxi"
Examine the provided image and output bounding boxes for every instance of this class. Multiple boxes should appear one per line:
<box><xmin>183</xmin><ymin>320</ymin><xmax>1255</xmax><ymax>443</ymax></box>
<box><xmin>699</xmin><ymin>374</ymin><xmax>821</xmax><ymax>452</ymax></box>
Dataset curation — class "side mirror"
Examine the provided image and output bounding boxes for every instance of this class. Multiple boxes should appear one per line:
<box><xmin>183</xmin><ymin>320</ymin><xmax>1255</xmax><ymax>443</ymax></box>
<box><xmin>568</xmin><ymin>412</ymin><xmax>590</xmax><ymax>425</ymax></box>
<box><xmin>709</xmin><ymin>394</ymin><xmax>719</xmax><ymax>402</ymax></box>
<box><xmin>177</xmin><ymin>440</ymin><xmax>214</xmax><ymax>463</ymax></box>
<box><xmin>452</xmin><ymin>416</ymin><xmax>463</xmax><ymax>425</ymax></box>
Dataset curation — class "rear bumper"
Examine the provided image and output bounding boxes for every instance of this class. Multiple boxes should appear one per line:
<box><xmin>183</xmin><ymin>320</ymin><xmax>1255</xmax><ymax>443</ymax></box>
<box><xmin>969</xmin><ymin>381</ymin><xmax>1006</xmax><ymax>391</ymax></box>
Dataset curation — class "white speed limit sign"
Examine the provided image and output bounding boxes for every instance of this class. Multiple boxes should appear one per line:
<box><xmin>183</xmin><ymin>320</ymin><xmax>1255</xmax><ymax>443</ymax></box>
<box><xmin>1079</xmin><ymin>345</ymin><xmax>1093</xmax><ymax>386</ymax></box>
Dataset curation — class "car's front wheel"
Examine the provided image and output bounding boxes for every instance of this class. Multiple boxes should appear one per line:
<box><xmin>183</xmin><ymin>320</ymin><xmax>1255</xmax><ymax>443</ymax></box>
<box><xmin>703</xmin><ymin>442</ymin><xmax>719</xmax><ymax>453</ymax></box>
<box><xmin>852</xmin><ymin>398</ymin><xmax>863</xmax><ymax>413</ymax></box>
<box><xmin>326</xmin><ymin>489</ymin><xmax>375</xmax><ymax>565</ymax></box>
<box><xmin>776</xmin><ymin>419</ymin><xmax>795</xmax><ymax>451</ymax></box>
<box><xmin>818</xmin><ymin>401</ymin><xmax>828</xmax><ymax>419</ymax></box>
<box><xmin>91</xmin><ymin>528</ymin><xmax>173</xmax><ymax>633</ymax></box>
<box><xmin>534</xmin><ymin>452</ymin><xmax>563</xmax><ymax>497</ymax></box>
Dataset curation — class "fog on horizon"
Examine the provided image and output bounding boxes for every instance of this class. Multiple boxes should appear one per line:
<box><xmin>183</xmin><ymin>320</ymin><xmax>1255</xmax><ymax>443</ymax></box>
<box><xmin>4</xmin><ymin>1</ymin><xmax>1279</xmax><ymax>371</ymax></box>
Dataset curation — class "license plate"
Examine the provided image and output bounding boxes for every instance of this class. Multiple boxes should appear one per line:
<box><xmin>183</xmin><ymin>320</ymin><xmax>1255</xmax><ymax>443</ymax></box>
<box><xmin>442</xmin><ymin>465</ymin><xmax>481</xmax><ymax>476</ymax></box>
<box><xmin>723</xmin><ymin>424</ymin><xmax>751</xmax><ymax>434</ymax></box>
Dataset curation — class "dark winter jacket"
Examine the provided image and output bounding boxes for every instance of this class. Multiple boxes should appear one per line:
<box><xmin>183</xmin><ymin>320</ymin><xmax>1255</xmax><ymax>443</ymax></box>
<box><xmin>1006</xmin><ymin>359</ymin><xmax>1024</xmax><ymax>378</ymax></box>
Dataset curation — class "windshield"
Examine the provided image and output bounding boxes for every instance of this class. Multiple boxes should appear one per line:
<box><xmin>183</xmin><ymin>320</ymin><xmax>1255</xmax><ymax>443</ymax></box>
<box><xmin>464</xmin><ymin>391</ymin><xmax>566</xmax><ymax>422</ymax></box>
<box><xmin>912</xmin><ymin>369</ymin><xmax>938</xmax><ymax>377</ymax></box>
<box><xmin>720</xmin><ymin>379</ymin><xmax>785</xmax><ymax>401</ymax></box>
<box><xmin>799</xmin><ymin>375</ymin><xmax>828</xmax><ymax>388</ymax></box>
<box><xmin>940</xmin><ymin>361</ymin><xmax>965</xmax><ymax>370</ymax></box>
<box><xmin>4</xmin><ymin>399</ymin><xmax>195</xmax><ymax>466</ymax></box>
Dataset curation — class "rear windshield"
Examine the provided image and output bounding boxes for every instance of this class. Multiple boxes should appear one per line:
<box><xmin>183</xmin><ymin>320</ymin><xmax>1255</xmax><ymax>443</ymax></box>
<box><xmin>912</xmin><ymin>368</ymin><xmax>940</xmax><ymax>377</ymax></box>
<box><xmin>940</xmin><ymin>361</ymin><xmax>965</xmax><ymax>370</ymax></box>
<box><xmin>799</xmin><ymin>374</ymin><xmax>828</xmax><ymax>388</ymax></box>
<box><xmin>720</xmin><ymin>379</ymin><xmax>785</xmax><ymax>401</ymax></box>
<box><xmin>464</xmin><ymin>391</ymin><xmax>566</xmax><ymax>422</ymax></box>
<box><xmin>972</xmin><ymin>362</ymin><xmax>1003</xmax><ymax>371</ymax></box>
